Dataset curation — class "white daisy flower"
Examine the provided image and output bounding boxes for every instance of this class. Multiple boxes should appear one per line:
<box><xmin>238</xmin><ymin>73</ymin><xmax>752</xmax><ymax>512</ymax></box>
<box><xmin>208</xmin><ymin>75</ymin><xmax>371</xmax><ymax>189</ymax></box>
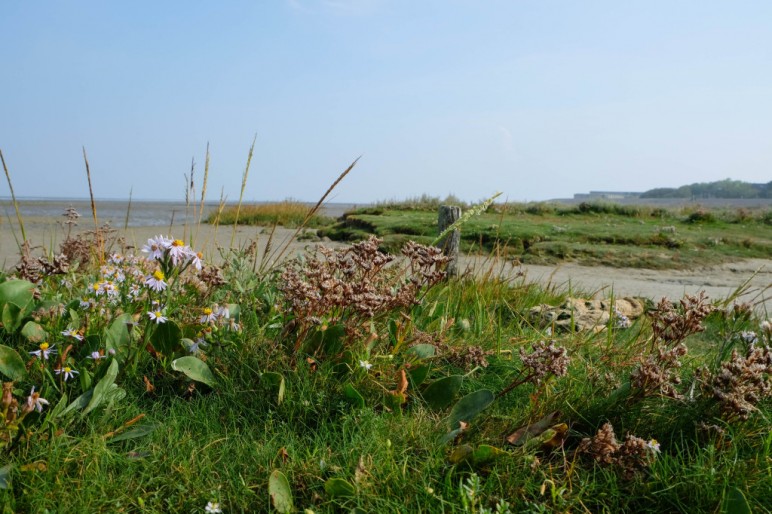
<box><xmin>147</xmin><ymin>310</ymin><xmax>168</xmax><ymax>324</ymax></box>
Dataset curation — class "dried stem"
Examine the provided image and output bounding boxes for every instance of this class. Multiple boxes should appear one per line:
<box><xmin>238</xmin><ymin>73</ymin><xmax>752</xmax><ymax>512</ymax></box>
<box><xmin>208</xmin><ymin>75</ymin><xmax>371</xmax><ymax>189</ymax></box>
<box><xmin>230</xmin><ymin>135</ymin><xmax>257</xmax><ymax>248</ymax></box>
<box><xmin>0</xmin><ymin>149</ymin><xmax>26</xmax><ymax>245</ymax></box>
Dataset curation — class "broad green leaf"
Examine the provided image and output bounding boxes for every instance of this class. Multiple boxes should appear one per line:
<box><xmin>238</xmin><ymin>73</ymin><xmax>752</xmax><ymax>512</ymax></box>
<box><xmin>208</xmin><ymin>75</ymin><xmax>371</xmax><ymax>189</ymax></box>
<box><xmin>0</xmin><ymin>464</ymin><xmax>12</xmax><ymax>489</ymax></box>
<box><xmin>422</xmin><ymin>375</ymin><xmax>462</xmax><ymax>411</ymax></box>
<box><xmin>20</xmin><ymin>321</ymin><xmax>46</xmax><ymax>343</ymax></box>
<box><xmin>105</xmin><ymin>313</ymin><xmax>135</xmax><ymax>354</ymax></box>
<box><xmin>722</xmin><ymin>486</ymin><xmax>752</xmax><ymax>514</ymax></box>
<box><xmin>448</xmin><ymin>389</ymin><xmax>495</xmax><ymax>430</ymax></box>
<box><xmin>472</xmin><ymin>444</ymin><xmax>507</xmax><ymax>465</ymax></box>
<box><xmin>448</xmin><ymin>445</ymin><xmax>474</xmax><ymax>464</ymax></box>
<box><xmin>268</xmin><ymin>470</ymin><xmax>294</xmax><ymax>513</ymax></box>
<box><xmin>58</xmin><ymin>389</ymin><xmax>94</xmax><ymax>418</ymax></box>
<box><xmin>172</xmin><ymin>356</ymin><xmax>216</xmax><ymax>387</ymax></box>
<box><xmin>0</xmin><ymin>279</ymin><xmax>34</xmax><ymax>308</ymax></box>
<box><xmin>0</xmin><ymin>344</ymin><xmax>27</xmax><ymax>381</ymax></box>
<box><xmin>324</xmin><ymin>478</ymin><xmax>356</xmax><ymax>498</ymax></box>
<box><xmin>408</xmin><ymin>363</ymin><xmax>431</xmax><ymax>388</ymax></box>
<box><xmin>108</xmin><ymin>424</ymin><xmax>157</xmax><ymax>443</ymax></box>
<box><xmin>406</xmin><ymin>344</ymin><xmax>436</xmax><ymax>360</ymax></box>
<box><xmin>343</xmin><ymin>383</ymin><xmax>365</xmax><ymax>408</ymax></box>
<box><xmin>83</xmin><ymin>359</ymin><xmax>119</xmax><ymax>416</ymax></box>
<box><xmin>261</xmin><ymin>372</ymin><xmax>286</xmax><ymax>404</ymax></box>
<box><xmin>150</xmin><ymin>320</ymin><xmax>182</xmax><ymax>357</ymax></box>
<box><xmin>1</xmin><ymin>303</ymin><xmax>25</xmax><ymax>332</ymax></box>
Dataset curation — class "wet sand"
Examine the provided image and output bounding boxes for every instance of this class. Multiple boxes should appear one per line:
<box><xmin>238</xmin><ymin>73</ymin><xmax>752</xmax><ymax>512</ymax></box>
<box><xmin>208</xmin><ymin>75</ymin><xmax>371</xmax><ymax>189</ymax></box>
<box><xmin>1</xmin><ymin>217</ymin><xmax>770</xmax><ymax>312</ymax></box>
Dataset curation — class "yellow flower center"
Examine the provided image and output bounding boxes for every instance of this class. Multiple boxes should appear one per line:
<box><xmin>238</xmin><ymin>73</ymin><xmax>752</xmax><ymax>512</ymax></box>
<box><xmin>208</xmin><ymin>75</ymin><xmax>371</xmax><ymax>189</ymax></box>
<box><xmin>153</xmin><ymin>270</ymin><xmax>165</xmax><ymax>281</ymax></box>
<box><xmin>172</xmin><ymin>239</ymin><xmax>184</xmax><ymax>247</ymax></box>
<box><xmin>93</xmin><ymin>283</ymin><xmax>100</xmax><ymax>290</ymax></box>
<box><xmin>40</xmin><ymin>342</ymin><xmax>49</xmax><ymax>350</ymax></box>
<box><xmin>203</xmin><ymin>308</ymin><xmax>213</xmax><ymax>315</ymax></box>
<box><xmin>64</xmin><ymin>367</ymin><xmax>71</xmax><ymax>373</ymax></box>
<box><xmin>155</xmin><ymin>311</ymin><xmax>163</xmax><ymax>317</ymax></box>
<box><xmin>196</xmin><ymin>252</ymin><xmax>203</xmax><ymax>259</ymax></box>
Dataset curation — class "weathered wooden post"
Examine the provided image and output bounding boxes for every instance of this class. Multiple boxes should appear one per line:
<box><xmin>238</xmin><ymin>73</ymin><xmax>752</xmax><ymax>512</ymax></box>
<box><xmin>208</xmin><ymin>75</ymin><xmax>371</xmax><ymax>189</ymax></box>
<box><xmin>438</xmin><ymin>205</ymin><xmax>461</xmax><ymax>277</ymax></box>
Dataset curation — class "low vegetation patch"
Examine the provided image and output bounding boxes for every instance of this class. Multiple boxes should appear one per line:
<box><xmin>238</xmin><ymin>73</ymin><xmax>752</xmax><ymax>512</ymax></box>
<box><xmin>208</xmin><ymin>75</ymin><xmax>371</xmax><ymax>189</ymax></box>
<box><xmin>0</xmin><ymin>227</ymin><xmax>770</xmax><ymax>512</ymax></box>
<box><xmin>209</xmin><ymin>200</ymin><xmax>334</xmax><ymax>228</ymax></box>
<box><xmin>319</xmin><ymin>201</ymin><xmax>772</xmax><ymax>269</ymax></box>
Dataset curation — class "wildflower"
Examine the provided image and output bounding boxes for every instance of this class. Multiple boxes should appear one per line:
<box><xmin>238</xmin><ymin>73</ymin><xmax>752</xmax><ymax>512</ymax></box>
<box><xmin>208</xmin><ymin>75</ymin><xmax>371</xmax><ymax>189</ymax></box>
<box><xmin>739</xmin><ymin>331</ymin><xmax>758</xmax><ymax>345</ymax></box>
<box><xmin>200</xmin><ymin>307</ymin><xmax>217</xmax><ymax>324</ymax></box>
<box><xmin>215</xmin><ymin>305</ymin><xmax>230</xmax><ymax>320</ymax></box>
<box><xmin>30</xmin><ymin>342</ymin><xmax>56</xmax><ymax>360</ymax></box>
<box><xmin>204</xmin><ymin>501</ymin><xmax>222</xmax><ymax>513</ymax></box>
<box><xmin>191</xmin><ymin>251</ymin><xmax>204</xmax><ymax>271</ymax></box>
<box><xmin>141</xmin><ymin>235</ymin><xmax>172</xmax><ymax>260</ymax></box>
<box><xmin>188</xmin><ymin>335</ymin><xmax>208</xmax><ymax>354</ymax></box>
<box><xmin>55</xmin><ymin>366</ymin><xmax>79</xmax><ymax>381</ymax></box>
<box><xmin>645</xmin><ymin>439</ymin><xmax>661</xmax><ymax>454</ymax></box>
<box><xmin>359</xmin><ymin>360</ymin><xmax>373</xmax><ymax>370</ymax></box>
<box><xmin>79</xmin><ymin>298</ymin><xmax>92</xmax><ymax>309</ymax></box>
<box><xmin>613</xmin><ymin>307</ymin><xmax>632</xmax><ymax>329</ymax></box>
<box><xmin>168</xmin><ymin>239</ymin><xmax>190</xmax><ymax>265</ymax></box>
<box><xmin>25</xmin><ymin>386</ymin><xmax>49</xmax><ymax>414</ymax></box>
<box><xmin>145</xmin><ymin>269</ymin><xmax>167</xmax><ymax>292</ymax></box>
<box><xmin>87</xmin><ymin>351</ymin><xmax>105</xmax><ymax>360</ymax></box>
<box><xmin>147</xmin><ymin>310</ymin><xmax>168</xmax><ymax>324</ymax></box>
<box><xmin>61</xmin><ymin>328</ymin><xmax>84</xmax><ymax>341</ymax></box>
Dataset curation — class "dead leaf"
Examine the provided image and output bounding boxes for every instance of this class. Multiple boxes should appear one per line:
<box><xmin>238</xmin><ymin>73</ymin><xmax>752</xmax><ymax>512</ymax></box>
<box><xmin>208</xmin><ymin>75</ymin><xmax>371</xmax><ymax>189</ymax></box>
<box><xmin>277</xmin><ymin>447</ymin><xmax>290</xmax><ymax>464</ymax></box>
<box><xmin>20</xmin><ymin>461</ymin><xmax>47</xmax><ymax>472</ymax></box>
<box><xmin>306</xmin><ymin>357</ymin><xmax>318</xmax><ymax>373</ymax></box>
<box><xmin>394</xmin><ymin>369</ymin><xmax>408</xmax><ymax>395</ymax></box>
<box><xmin>505</xmin><ymin>411</ymin><xmax>561</xmax><ymax>445</ymax></box>
<box><xmin>143</xmin><ymin>375</ymin><xmax>155</xmax><ymax>393</ymax></box>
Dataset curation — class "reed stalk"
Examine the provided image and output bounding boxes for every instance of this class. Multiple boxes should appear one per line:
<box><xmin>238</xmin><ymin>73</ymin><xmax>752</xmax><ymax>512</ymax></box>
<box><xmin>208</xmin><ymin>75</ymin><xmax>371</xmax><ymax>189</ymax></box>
<box><xmin>123</xmin><ymin>187</ymin><xmax>133</xmax><ymax>231</ymax></box>
<box><xmin>183</xmin><ymin>157</ymin><xmax>195</xmax><ymax>243</ymax></box>
<box><xmin>263</xmin><ymin>156</ymin><xmax>359</xmax><ymax>270</ymax></box>
<box><xmin>193</xmin><ymin>143</ymin><xmax>210</xmax><ymax>248</ymax></box>
<box><xmin>0</xmin><ymin>149</ymin><xmax>26</xmax><ymax>245</ymax></box>
<box><xmin>230</xmin><ymin>135</ymin><xmax>257</xmax><ymax>248</ymax></box>
<box><xmin>82</xmin><ymin>147</ymin><xmax>104</xmax><ymax>264</ymax></box>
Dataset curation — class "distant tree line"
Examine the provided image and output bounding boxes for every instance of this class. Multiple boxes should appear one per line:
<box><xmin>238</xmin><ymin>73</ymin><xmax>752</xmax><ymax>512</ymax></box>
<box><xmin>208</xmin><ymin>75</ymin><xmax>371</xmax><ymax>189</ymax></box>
<box><xmin>641</xmin><ymin>179</ymin><xmax>771</xmax><ymax>199</ymax></box>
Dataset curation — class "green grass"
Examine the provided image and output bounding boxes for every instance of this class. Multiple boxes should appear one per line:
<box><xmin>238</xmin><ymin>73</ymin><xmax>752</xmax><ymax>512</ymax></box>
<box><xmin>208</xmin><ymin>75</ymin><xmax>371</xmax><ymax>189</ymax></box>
<box><xmin>319</xmin><ymin>202</ymin><xmax>772</xmax><ymax>269</ymax></box>
<box><xmin>0</xmin><ymin>233</ymin><xmax>770</xmax><ymax>513</ymax></box>
<box><xmin>209</xmin><ymin>200</ymin><xmax>334</xmax><ymax>228</ymax></box>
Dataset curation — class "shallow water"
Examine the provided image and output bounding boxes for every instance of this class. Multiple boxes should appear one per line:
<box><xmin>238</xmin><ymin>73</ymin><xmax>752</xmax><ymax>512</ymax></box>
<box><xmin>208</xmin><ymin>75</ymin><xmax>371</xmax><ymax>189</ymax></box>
<box><xmin>0</xmin><ymin>199</ymin><xmax>359</xmax><ymax>228</ymax></box>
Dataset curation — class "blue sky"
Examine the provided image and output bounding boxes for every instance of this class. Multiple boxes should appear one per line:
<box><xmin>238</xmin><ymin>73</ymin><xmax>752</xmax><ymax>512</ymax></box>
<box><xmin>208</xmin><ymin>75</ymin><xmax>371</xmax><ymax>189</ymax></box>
<box><xmin>1</xmin><ymin>1</ymin><xmax>770</xmax><ymax>202</ymax></box>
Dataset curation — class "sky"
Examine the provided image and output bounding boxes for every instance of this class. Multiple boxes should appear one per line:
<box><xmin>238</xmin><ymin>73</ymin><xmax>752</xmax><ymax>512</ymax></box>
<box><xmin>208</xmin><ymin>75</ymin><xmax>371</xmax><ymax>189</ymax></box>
<box><xmin>1</xmin><ymin>1</ymin><xmax>771</xmax><ymax>203</ymax></box>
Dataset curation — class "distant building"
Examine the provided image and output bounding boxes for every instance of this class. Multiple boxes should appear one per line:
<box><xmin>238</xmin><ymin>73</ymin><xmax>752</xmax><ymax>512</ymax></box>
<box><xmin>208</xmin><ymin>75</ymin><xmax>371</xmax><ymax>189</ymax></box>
<box><xmin>573</xmin><ymin>191</ymin><xmax>642</xmax><ymax>200</ymax></box>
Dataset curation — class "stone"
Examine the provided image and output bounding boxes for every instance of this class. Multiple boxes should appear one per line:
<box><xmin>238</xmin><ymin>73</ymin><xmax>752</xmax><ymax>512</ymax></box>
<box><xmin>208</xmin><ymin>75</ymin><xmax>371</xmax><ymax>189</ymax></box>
<box><xmin>529</xmin><ymin>296</ymin><xmax>646</xmax><ymax>333</ymax></box>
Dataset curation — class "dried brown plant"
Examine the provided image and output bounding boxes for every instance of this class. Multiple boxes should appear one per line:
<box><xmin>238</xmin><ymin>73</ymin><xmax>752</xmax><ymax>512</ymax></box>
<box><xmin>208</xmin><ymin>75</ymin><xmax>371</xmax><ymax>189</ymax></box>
<box><xmin>279</xmin><ymin>236</ymin><xmax>447</xmax><ymax>353</ymax></box>
<box><xmin>648</xmin><ymin>292</ymin><xmax>713</xmax><ymax>348</ymax></box>
<box><xmin>701</xmin><ymin>345</ymin><xmax>772</xmax><ymax>420</ymax></box>
<box><xmin>578</xmin><ymin>423</ymin><xmax>658</xmax><ymax>479</ymax></box>
<box><xmin>498</xmin><ymin>340</ymin><xmax>570</xmax><ymax>398</ymax></box>
<box><xmin>630</xmin><ymin>343</ymin><xmax>688</xmax><ymax>399</ymax></box>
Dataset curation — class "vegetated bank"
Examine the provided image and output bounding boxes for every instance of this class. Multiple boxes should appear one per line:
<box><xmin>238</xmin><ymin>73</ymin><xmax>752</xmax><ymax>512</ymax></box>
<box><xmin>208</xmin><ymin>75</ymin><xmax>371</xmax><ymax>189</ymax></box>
<box><xmin>317</xmin><ymin>199</ymin><xmax>772</xmax><ymax>269</ymax></box>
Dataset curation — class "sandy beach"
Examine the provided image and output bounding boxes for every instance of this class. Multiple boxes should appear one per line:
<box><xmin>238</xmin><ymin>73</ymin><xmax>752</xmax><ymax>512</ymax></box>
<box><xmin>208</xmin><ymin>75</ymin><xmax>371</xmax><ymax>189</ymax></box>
<box><xmin>1</xmin><ymin>214</ymin><xmax>770</xmax><ymax>313</ymax></box>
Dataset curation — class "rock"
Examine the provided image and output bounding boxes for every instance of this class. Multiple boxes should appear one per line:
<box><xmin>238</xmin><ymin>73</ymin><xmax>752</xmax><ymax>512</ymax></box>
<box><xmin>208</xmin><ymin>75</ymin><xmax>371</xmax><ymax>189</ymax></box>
<box><xmin>529</xmin><ymin>296</ymin><xmax>646</xmax><ymax>333</ymax></box>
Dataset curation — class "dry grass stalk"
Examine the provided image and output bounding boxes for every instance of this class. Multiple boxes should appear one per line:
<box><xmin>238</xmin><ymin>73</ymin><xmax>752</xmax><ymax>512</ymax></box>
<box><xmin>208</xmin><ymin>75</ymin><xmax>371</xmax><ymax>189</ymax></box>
<box><xmin>230</xmin><ymin>135</ymin><xmax>257</xmax><ymax>248</ymax></box>
<box><xmin>0</xmin><ymin>148</ymin><xmax>26</xmax><ymax>244</ymax></box>
<box><xmin>82</xmin><ymin>147</ymin><xmax>104</xmax><ymax>264</ymax></box>
<box><xmin>265</xmin><ymin>156</ymin><xmax>359</xmax><ymax>269</ymax></box>
<box><xmin>193</xmin><ymin>142</ymin><xmax>211</xmax><ymax>248</ymax></box>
